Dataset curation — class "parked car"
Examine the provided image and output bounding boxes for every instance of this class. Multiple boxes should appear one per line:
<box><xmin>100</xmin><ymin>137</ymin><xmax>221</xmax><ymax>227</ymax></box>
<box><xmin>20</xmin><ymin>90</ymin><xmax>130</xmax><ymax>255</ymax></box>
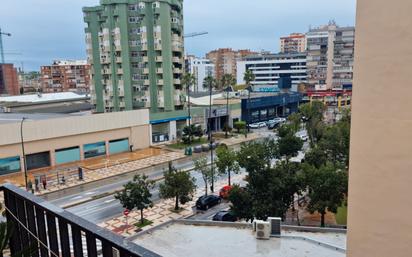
<box><xmin>212</xmin><ymin>211</ymin><xmax>237</xmax><ymax>222</ymax></box>
<box><xmin>196</xmin><ymin>195</ymin><xmax>221</xmax><ymax>210</ymax></box>
<box><xmin>193</xmin><ymin>145</ymin><xmax>203</xmax><ymax>153</ymax></box>
<box><xmin>257</xmin><ymin>122</ymin><xmax>267</xmax><ymax>128</ymax></box>
<box><xmin>299</xmin><ymin>134</ymin><xmax>309</xmax><ymax>141</ymax></box>
<box><xmin>219</xmin><ymin>185</ymin><xmax>233</xmax><ymax>199</ymax></box>
<box><xmin>248</xmin><ymin>123</ymin><xmax>259</xmax><ymax>129</ymax></box>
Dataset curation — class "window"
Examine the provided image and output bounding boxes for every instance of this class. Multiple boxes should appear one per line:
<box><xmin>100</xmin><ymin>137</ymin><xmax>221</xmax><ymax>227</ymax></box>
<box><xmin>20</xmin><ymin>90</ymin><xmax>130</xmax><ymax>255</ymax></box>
<box><xmin>129</xmin><ymin>4</ymin><xmax>137</xmax><ymax>11</ymax></box>
<box><xmin>129</xmin><ymin>17</ymin><xmax>137</xmax><ymax>23</ymax></box>
<box><xmin>138</xmin><ymin>2</ymin><xmax>145</xmax><ymax>9</ymax></box>
<box><xmin>0</xmin><ymin>156</ymin><xmax>21</xmax><ymax>175</ymax></box>
<box><xmin>152</xmin><ymin>2</ymin><xmax>160</xmax><ymax>8</ymax></box>
<box><xmin>131</xmin><ymin>51</ymin><xmax>139</xmax><ymax>57</ymax></box>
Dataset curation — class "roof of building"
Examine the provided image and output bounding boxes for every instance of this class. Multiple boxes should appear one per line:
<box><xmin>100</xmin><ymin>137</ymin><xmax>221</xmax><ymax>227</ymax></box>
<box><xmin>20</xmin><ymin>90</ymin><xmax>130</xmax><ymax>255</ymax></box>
<box><xmin>134</xmin><ymin>222</ymin><xmax>346</xmax><ymax>257</ymax></box>
<box><xmin>0</xmin><ymin>92</ymin><xmax>88</xmax><ymax>104</ymax></box>
<box><xmin>0</xmin><ymin>113</ymin><xmax>80</xmax><ymax>124</ymax></box>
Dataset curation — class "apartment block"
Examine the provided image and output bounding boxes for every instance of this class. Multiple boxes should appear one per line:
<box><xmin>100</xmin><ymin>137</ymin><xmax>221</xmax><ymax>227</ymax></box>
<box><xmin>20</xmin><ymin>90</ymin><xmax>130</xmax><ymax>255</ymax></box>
<box><xmin>83</xmin><ymin>0</ymin><xmax>185</xmax><ymax>113</ymax></box>
<box><xmin>41</xmin><ymin>60</ymin><xmax>91</xmax><ymax>93</ymax></box>
<box><xmin>306</xmin><ymin>22</ymin><xmax>355</xmax><ymax>89</ymax></box>
<box><xmin>237</xmin><ymin>52</ymin><xmax>307</xmax><ymax>92</ymax></box>
<box><xmin>0</xmin><ymin>63</ymin><xmax>19</xmax><ymax>96</ymax></box>
<box><xmin>206</xmin><ymin>48</ymin><xmax>256</xmax><ymax>82</ymax></box>
<box><xmin>185</xmin><ymin>55</ymin><xmax>215</xmax><ymax>92</ymax></box>
<box><xmin>280</xmin><ymin>33</ymin><xmax>306</xmax><ymax>53</ymax></box>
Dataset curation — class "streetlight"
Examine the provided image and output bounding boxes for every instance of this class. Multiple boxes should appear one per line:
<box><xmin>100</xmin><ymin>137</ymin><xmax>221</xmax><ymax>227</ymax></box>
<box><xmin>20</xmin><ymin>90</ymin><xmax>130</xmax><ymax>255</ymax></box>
<box><xmin>207</xmin><ymin>78</ymin><xmax>215</xmax><ymax>193</ymax></box>
<box><xmin>245</xmin><ymin>86</ymin><xmax>253</xmax><ymax>137</ymax></box>
<box><xmin>20</xmin><ymin>117</ymin><xmax>28</xmax><ymax>191</ymax></box>
<box><xmin>224</xmin><ymin>86</ymin><xmax>232</xmax><ymax>138</ymax></box>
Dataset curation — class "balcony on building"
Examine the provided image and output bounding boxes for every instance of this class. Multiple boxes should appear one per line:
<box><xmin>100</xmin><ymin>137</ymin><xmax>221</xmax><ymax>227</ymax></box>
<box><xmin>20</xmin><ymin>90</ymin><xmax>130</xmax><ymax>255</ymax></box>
<box><xmin>143</xmin><ymin>56</ymin><xmax>149</xmax><ymax>63</ymax></box>
<box><xmin>155</xmin><ymin>56</ymin><xmax>163</xmax><ymax>62</ymax></box>
<box><xmin>1</xmin><ymin>184</ymin><xmax>160</xmax><ymax>257</ymax></box>
<box><xmin>156</xmin><ymin>68</ymin><xmax>163</xmax><ymax>74</ymax></box>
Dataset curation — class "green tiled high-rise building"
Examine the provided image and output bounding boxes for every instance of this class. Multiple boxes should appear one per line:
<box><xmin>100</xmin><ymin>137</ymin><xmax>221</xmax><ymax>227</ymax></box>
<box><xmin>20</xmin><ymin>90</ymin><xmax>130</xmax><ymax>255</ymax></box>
<box><xmin>83</xmin><ymin>0</ymin><xmax>185</xmax><ymax>114</ymax></box>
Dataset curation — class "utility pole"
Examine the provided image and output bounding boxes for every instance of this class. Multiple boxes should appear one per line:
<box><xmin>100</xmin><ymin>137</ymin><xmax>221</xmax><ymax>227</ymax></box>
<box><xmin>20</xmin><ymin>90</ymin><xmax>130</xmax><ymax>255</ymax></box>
<box><xmin>20</xmin><ymin>117</ymin><xmax>29</xmax><ymax>191</ymax></box>
<box><xmin>0</xmin><ymin>28</ymin><xmax>12</xmax><ymax>64</ymax></box>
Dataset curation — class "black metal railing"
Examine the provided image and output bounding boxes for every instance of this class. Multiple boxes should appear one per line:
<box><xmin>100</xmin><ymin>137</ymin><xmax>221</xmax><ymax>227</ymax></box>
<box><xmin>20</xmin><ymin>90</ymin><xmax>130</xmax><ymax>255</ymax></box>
<box><xmin>1</xmin><ymin>183</ymin><xmax>161</xmax><ymax>257</ymax></box>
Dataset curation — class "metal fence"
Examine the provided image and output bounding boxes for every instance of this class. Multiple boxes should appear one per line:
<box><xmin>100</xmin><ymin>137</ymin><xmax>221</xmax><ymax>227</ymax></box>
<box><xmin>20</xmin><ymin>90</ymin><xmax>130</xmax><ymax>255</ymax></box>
<box><xmin>1</xmin><ymin>183</ymin><xmax>161</xmax><ymax>257</ymax></box>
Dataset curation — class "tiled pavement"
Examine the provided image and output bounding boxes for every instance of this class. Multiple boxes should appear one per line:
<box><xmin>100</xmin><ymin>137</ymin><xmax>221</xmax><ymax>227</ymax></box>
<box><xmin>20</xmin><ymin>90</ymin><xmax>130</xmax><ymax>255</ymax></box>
<box><xmin>36</xmin><ymin>133</ymin><xmax>262</xmax><ymax>196</ymax></box>
<box><xmin>36</xmin><ymin>151</ymin><xmax>185</xmax><ymax>195</ymax></box>
<box><xmin>99</xmin><ymin>173</ymin><xmax>247</xmax><ymax>237</ymax></box>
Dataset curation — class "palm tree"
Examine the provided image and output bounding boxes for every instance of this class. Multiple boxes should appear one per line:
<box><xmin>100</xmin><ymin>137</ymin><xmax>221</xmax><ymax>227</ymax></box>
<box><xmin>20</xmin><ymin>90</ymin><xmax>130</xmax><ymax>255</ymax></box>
<box><xmin>181</xmin><ymin>73</ymin><xmax>196</xmax><ymax>144</ymax></box>
<box><xmin>243</xmin><ymin>69</ymin><xmax>255</xmax><ymax>134</ymax></box>
<box><xmin>220</xmin><ymin>74</ymin><xmax>236</xmax><ymax>138</ymax></box>
<box><xmin>243</xmin><ymin>69</ymin><xmax>255</xmax><ymax>87</ymax></box>
<box><xmin>203</xmin><ymin>75</ymin><xmax>218</xmax><ymax>192</ymax></box>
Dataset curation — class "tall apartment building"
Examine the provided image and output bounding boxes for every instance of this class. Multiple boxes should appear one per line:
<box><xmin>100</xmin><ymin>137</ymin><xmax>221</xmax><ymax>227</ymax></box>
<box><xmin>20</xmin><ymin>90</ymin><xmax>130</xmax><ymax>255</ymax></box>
<box><xmin>280</xmin><ymin>33</ymin><xmax>306</xmax><ymax>53</ymax></box>
<box><xmin>41</xmin><ymin>60</ymin><xmax>91</xmax><ymax>93</ymax></box>
<box><xmin>306</xmin><ymin>22</ymin><xmax>355</xmax><ymax>89</ymax></box>
<box><xmin>0</xmin><ymin>64</ymin><xmax>19</xmax><ymax>96</ymax></box>
<box><xmin>83</xmin><ymin>0</ymin><xmax>185</xmax><ymax>114</ymax></box>
<box><xmin>236</xmin><ymin>52</ymin><xmax>307</xmax><ymax>92</ymax></box>
<box><xmin>185</xmin><ymin>55</ymin><xmax>215</xmax><ymax>92</ymax></box>
<box><xmin>206</xmin><ymin>48</ymin><xmax>256</xmax><ymax>82</ymax></box>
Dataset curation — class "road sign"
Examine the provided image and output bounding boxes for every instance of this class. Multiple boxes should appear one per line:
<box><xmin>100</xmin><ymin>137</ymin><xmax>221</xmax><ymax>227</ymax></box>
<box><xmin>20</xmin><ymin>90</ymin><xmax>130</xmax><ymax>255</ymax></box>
<box><xmin>123</xmin><ymin>209</ymin><xmax>130</xmax><ymax>216</ymax></box>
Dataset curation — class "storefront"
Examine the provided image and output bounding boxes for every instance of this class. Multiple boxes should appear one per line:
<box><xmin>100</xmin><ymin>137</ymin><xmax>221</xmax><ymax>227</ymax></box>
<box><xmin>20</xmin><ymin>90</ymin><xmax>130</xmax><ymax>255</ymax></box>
<box><xmin>205</xmin><ymin>106</ymin><xmax>229</xmax><ymax>132</ymax></box>
<box><xmin>241</xmin><ymin>92</ymin><xmax>302</xmax><ymax>123</ymax></box>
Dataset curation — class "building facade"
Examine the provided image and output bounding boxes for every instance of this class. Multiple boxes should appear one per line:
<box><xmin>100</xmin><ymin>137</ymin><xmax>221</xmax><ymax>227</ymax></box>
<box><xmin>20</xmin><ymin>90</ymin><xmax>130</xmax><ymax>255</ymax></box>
<box><xmin>206</xmin><ymin>48</ymin><xmax>256</xmax><ymax>82</ymax></box>
<box><xmin>0</xmin><ymin>64</ymin><xmax>19</xmax><ymax>96</ymax></box>
<box><xmin>236</xmin><ymin>52</ymin><xmax>307</xmax><ymax>92</ymax></box>
<box><xmin>240</xmin><ymin>92</ymin><xmax>302</xmax><ymax>123</ymax></box>
<box><xmin>83</xmin><ymin>0</ymin><xmax>185</xmax><ymax>114</ymax></box>
<box><xmin>280</xmin><ymin>33</ymin><xmax>306</xmax><ymax>53</ymax></box>
<box><xmin>40</xmin><ymin>60</ymin><xmax>91</xmax><ymax>93</ymax></box>
<box><xmin>185</xmin><ymin>55</ymin><xmax>215</xmax><ymax>92</ymax></box>
<box><xmin>306</xmin><ymin>22</ymin><xmax>355</xmax><ymax>89</ymax></box>
<box><xmin>0</xmin><ymin>110</ymin><xmax>149</xmax><ymax>176</ymax></box>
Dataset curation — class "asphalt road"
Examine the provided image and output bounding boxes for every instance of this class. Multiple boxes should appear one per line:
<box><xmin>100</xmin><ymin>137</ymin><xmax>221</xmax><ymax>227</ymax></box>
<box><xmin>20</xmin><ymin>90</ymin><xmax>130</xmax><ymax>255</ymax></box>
<box><xmin>50</xmin><ymin>130</ymin><xmax>286</xmax><ymax>224</ymax></box>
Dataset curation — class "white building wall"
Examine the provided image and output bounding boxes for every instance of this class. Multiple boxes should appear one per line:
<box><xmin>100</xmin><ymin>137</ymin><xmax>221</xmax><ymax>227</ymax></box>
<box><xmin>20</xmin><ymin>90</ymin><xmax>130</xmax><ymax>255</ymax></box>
<box><xmin>187</xmin><ymin>57</ymin><xmax>215</xmax><ymax>92</ymax></box>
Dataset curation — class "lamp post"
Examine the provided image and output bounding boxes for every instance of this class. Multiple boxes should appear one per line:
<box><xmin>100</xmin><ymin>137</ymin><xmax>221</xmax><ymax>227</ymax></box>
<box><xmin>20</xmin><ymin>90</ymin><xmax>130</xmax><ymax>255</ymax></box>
<box><xmin>20</xmin><ymin>117</ymin><xmax>28</xmax><ymax>191</ymax></box>
<box><xmin>208</xmin><ymin>83</ymin><xmax>215</xmax><ymax>193</ymax></box>
<box><xmin>245</xmin><ymin>86</ymin><xmax>253</xmax><ymax>137</ymax></box>
<box><xmin>225</xmin><ymin>86</ymin><xmax>231</xmax><ymax>138</ymax></box>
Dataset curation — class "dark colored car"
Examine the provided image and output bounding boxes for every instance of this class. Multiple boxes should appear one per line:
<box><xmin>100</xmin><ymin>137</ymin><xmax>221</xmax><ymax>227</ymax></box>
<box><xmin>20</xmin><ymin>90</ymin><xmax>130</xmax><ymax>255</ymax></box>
<box><xmin>212</xmin><ymin>211</ymin><xmax>237</xmax><ymax>222</ymax></box>
<box><xmin>196</xmin><ymin>195</ymin><xmax>221</xmax><ymax>210</ymax></box>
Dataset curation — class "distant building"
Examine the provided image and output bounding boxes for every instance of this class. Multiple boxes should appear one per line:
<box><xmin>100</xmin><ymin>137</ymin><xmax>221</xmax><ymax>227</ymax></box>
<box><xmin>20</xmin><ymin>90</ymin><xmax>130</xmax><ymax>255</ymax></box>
<box><xmin>0</xmin><ymin>64</ymin><xmax>19</xmax><ymax>96</ymax></box>
<box><xmin>237</xmin><ymin>52</ymin><xmax>307</xmax><ymax>92</ymax></box>
<box><xmin>306</xmin><ymin>22</ymin><xmax>355</xmax><ymax>89</ymax></box>
<box><xmin>206</xmin><ymin>48</ymin><xmax>256</xmax><ymax>82</ymax></box>
<box><xmin>83</xmin><ymin>0</ymin><xmax>185</xmax><ymax>113</ymax></box>
<box><xmin>40</xmin><ymin>60</ymin><xmax>91</xmax><ymax>93</ymax></box>
<box><xmin>19</xmin><ymin>71</ymin><xmax>41</xmax><ymax>94</ymax></box>
<box><xmin>185</xmin><ymin>55</ymin><xmax>215</xmax><ymax>92</ymax></box>
<box><xmin>280</xmin><ymin>33</ymin><xmax>306</xmax><ymax>53</ymax></box>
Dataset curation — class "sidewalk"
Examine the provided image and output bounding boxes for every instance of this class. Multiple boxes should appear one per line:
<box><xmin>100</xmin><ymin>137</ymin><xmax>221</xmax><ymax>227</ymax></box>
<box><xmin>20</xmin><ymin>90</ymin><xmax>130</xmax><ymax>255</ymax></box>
<box><xmin>99</xmin><ymin>173</ymin><xmax>246</xmax><ymax>237</ymax></box>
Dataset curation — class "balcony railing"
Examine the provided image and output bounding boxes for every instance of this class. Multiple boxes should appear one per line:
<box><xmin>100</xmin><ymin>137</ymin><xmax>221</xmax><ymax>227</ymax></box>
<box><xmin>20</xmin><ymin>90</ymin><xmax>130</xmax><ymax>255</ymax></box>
<box><xmin>1</xmin><ymin>184</ymin><xmax>161</xmax><ymax>257</ymax></box>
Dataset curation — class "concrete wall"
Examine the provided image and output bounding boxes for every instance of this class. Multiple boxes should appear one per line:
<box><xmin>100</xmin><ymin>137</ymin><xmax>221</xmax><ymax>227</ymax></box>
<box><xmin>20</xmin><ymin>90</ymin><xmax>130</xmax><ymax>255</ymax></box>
<box><xmin>347</xmin><ymin>1</ymin><xmax>412</xmax><ymax>256</ymax></box>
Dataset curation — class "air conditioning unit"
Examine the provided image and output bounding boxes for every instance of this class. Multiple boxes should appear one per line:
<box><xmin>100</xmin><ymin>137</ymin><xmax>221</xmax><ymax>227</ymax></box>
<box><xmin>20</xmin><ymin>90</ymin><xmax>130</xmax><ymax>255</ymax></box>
<box><xmin>268</xmin><ymin>217</ymin><xmax>281</xmax><ymax>236</ymax></box>
<box><xmin>255</xmin><ymin>220</ymin><xmax>271</xmax><ymax>240</ymax></box>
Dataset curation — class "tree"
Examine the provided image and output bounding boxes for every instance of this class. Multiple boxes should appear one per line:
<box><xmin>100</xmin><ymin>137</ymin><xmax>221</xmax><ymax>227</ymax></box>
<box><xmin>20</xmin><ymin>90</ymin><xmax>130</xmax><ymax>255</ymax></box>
<box><xmin>299</xmin><ymin>102</ymin><xmax>326</xmax><ymax>146</ymax></box>
<box><xmin>215</xmin><ymin>145</ymin><xmax>239</xmax><ymax>186</ymax></box>
<box><xmin>203</xmin><ymin>76</ymin><xmax>218</xmax><ymax>138</ymax></box>
<box><xmin>234</xmin><ymin>121</ymin><xmax>246</xmax><ymax>133</ymax></box>
<box><xmin>228</xmin><ymin>184</ymin><xmax>254</xmax><ymax>222</ymax></box>
<box><xmin>288</xmin><ymin>113</ymin><xmax>302</xmax><ymax>133</ymax></box>
<box><xmin>303</xmin><ymin>164</ymin><xmax>348</xmax><ymax>227</ymax></box>
<box><xmin>304</xmin><ymin>146</ymin><xmax>327</xmax><ymax>168</ymax></box>
<box><xmin>115</xmin><ymin>174</ymin><xmax>155</xmax><ymax>225</ymax></box>
<box><xmin>243</xmin><ymin>69</ymin><xmax>255</xmax><ymax>87</ymax></box>
<box><xmin>182</xmin><ymin>73</ymin><xmax>197</xmax><ymax>144</ymax></box>
<box><xmin>220</xmin><ymin>74</ymin><xmax>237</xmax><ymax>138</ymax></box>
<box><xmin>194</xmin><ymin>157</ymin><xmax>215</xmax><ymax>196</ymax></box>
<box><xmin>237</xmin><ymin>141</ymin><xmax>272</xmax><ymax>173</ymax></box>
<box><xmin>182</xmin><ymin>124</ymin><xmax>203</xmax><ymax>145</ymax></box>
<box><xmin>159</xmin><ymin>164</ymin><xmax>196</xmax><ymax>211</ymax></box>
<box><xmin>277</xmin><ymin>124</ymin><xmax>303</xmax><ymax>161</ymax></box>
<box><xmin>319</xmin><ymin>114</ymin><xmax>351</xmax><ymax>167</ymax></box>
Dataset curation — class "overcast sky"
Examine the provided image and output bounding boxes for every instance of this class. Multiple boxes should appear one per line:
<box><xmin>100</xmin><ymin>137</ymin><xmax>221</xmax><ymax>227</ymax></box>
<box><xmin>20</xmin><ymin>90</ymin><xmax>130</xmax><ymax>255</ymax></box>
<box><xmin>0</xmin><ymin>0</ymin><xmax>356</xmax><ymax>71</ymax></box>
